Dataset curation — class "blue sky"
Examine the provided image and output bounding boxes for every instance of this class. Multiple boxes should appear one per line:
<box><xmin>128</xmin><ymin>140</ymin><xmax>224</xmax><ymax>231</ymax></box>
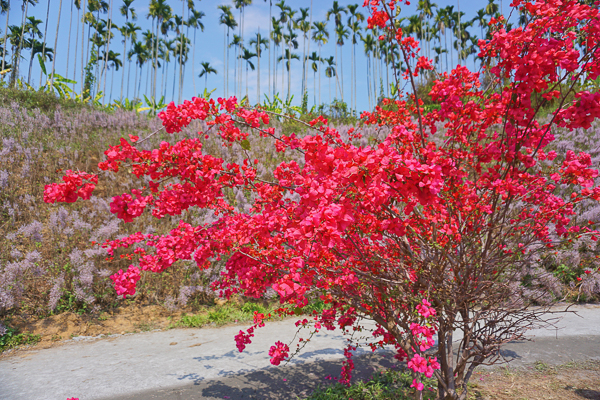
<box><xmin>1</xmin><ymin>0</ymin><xmax>515</xmax><ymax>111</ymax></box>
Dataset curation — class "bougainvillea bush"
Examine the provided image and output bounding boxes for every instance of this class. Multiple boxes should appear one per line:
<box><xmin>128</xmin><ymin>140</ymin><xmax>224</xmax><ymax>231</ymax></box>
<box><xmin>44</xmin><ymin>0</ymin><xmax>600</xmax><ymax>399</ymax></box>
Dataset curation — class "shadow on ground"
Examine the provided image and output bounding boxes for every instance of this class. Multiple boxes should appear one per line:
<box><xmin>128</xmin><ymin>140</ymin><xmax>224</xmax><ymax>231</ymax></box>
<box><xmin>106</xmin><ymin>351</ymin><xmax>397</xmax><ymax>400</ymax></box>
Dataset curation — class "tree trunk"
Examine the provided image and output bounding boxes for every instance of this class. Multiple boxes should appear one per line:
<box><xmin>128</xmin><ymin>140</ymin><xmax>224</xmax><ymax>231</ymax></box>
<box><xmin>192</xmin><ymin>28</ymin><xmax>197</xmax><ymax>95</ymax></box>
<box><xmin>223</xmin><ymin>24</ymin><xmax>226</xmax><ymax>97</ymax></box>
<box><xmin>268</xmin><ymin>1</ymin><xmax>271</xmax><ymax>97</ymax></box>
<box><xmin>1</xmin><ymin>0</ymin><xmax>9</xmax><ymax>76</ymax></box>
<box><xmin>72</xmin><ymin>4</ymin><xmax>79</xmax><ymax>92</ymax></box>
<box><xmin>14</xmin><ymin>0</ymin><xmax>29</xmax><ymax>86</ymax></box>
<box><xmin>102</xmin><ymin>0</ymin><xmax>113</xmax><ymax>105</ymax></box>
<box><xmin>318</xmin><ymin>45</ymin><xmax>321</xmax><ymax>105</ymax></box>
<box><xmin>257</xmin><ymin>34</ymin><xmax>260</xmax><ymax>105</ymax></box>
<box><xmin>120</xmin><ymin>34</ymin><xmax>127</xmax><ymax>101</ymax></box>
<box><xmin>39</xmin><ymin>0</ymin><xmax>51</xmax><ymax>86</ymax></box>
<box><xmin>81</xmin><ymin>0</ymin><xmax>86</xmax><ymax>94</ymax></box>
<box><xmin>66</xmin><ymin>0</ymin><xmax>73</xmax><ymax>78</ymax></box>
<box><xmin>50</xmin><ymin>0</ymin><xmax>63</xmax><ymax>89</ymax></box>
<box><xmin>178</xmin><ymin>0</ymin><xmax>184</xmax><ymax>103</ymax></box>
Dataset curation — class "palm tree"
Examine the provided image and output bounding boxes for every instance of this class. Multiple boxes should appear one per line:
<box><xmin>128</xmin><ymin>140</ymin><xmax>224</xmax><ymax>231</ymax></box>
<box><xmin>277</xmin><ymin>48</ymin><xmax>298</xmax><ymax>101</ymax></box>
<box><xmin>148</xmin><ymin>0</ymin><xmax>171</xmax><ymax>99</ymax></box>
<box><xmin>472</xmin><ymin>9</ymin><xmax>488</xmax><ymax>41</ymax></box>
<box><xmin>347</xmin><ymin>4</ymin><xmax>363</xmax><ymax>112</ymax></box>
<box><xmin>270</xmin><ymin>18</ymin><xmax>282</xmax><ymax>96</ymax></box>
<box><xmin>361</xmin><ymin>32</ymin><xmax>375</xmax><ymax>109</ymax></box>
<box><xmin>198</xmin><ymin>60</ymin><xmax>216</xmax><ymax>92</ymax></box>
<box><xmin>326</xmin><ymin>1</ymin><xmax>346</xmax><ymax>101</ymax></box>
<box><xmin>282</xmin><ymin>29</ymin><xmax>298</xmax><ymax>101</ymax></box>
<box><xmin>25</xmin><ymin>39</ymin><xmax>51</xmax><ymax>83</ymax></box>
<box><xmin>121</xmin><ymin>22</ymin><xmax>139</xmax><ymax>99</ymax></box>
<box><xmin>267</xmin><ymin>0</ymin><xmax>272</xmax><ymax>99</ymax></box>
<box><xmin>22</xmin><ymin>15</ymin><xmax>41</xmax><ymax>84</ymax></box>
<box><xmin>176</xmin><ymin>0</ymin><xmax>187</xmax><ymax>103</ymax></box>
<box><xmin>229</xmin><ymin>34</ymin><xmax>242</xmax><ymax>97</ymax></box>
<box><xmin>13</xmin><ymin>0</ymin><xmax>38</xmax><ymax>86</ymax></box>
<box><xmin>218</xmin><ymin>5</ymin><xmax>236</xmax><ymax>97</ymax></box>
<box><xmin>174</xmin><ymin>32</ymin><xmax>189</xmax><ymax>103</ymax></box>
<box><xmin>418</xmin><ymin>0</ymin><xmax>436</xmax><ymax>60</ymax></box>
<box><xmin>323</xmin><ymin>55</ymin><xmax>335</xmax><ymax>106</ymax></box>
<box><xmin>295</xmin><ymin>7</ymin><xmax>310</xmax><ymax>98</ymax></box>
<box><xmin>485</xmin><ymin>0</ymin><xmax>499</xmax><ymax>22</ymax></box>
<box><xmin>334</xmin><ymin>23</ymin><xmax>349</xmax><ymax>103</ymax></box>
<box><xmin>306</xmin><ymin>51</ymin><xmax>320</xmax><ymax>106</ymax></box>
<box><xmin>1</xmin><ymin>0</ymin><xmax>10</xmax><ymax>77</ymax></box>
<box><xmin>234</xmin><ymin>0</ymin><xmax>252</xmax><ymax>101</ymax></box>
<box><xmin>128</xmin><ymin>39</ymin><xmax>147</xmax><ymax>99</ymax></box>
<box><xmin>250</xmin><ymin>32</ymin><xmax>268</xmax><ymax>104</ymax></box>
<box><xmin>187</xmin><ymin>8</ymin><xmax>204</xmax><ymax>96</ymax></box>
<box><xmin>7</xmin><ymin>25</ymin><xmax>23</xmax><ymax>84</ymax></box>
<box><xmin>100</xmin><ymin>49</ymin><xmax>120</xmax><ymax>100</ymax></box>
<box><xmin>239</xmin><ymin>48</ymin><xmax>256</xmax><ymax>102</ymax></box>
<box><xmin>312</xmin><ymin>21</ymin><xmax>328</xmax><ymax>105</ymax></box>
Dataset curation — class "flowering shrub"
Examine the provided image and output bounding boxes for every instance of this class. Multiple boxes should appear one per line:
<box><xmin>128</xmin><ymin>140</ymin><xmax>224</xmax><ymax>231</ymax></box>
<box><xmin>42</xmin><ymin>0</ymin><xmax>600</xmax><ymax>398</ymax></box>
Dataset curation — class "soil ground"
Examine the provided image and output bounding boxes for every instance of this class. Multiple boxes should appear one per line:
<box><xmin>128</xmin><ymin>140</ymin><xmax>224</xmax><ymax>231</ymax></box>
<box><xmin>469</xmin><ymin>361</ymin><xmax>600</xmax><ymax>400</ymax></box>
<box><xmin>4</xmin><ymin>304</ymin><xmax>186</xmax><ymax>352</ymax></box>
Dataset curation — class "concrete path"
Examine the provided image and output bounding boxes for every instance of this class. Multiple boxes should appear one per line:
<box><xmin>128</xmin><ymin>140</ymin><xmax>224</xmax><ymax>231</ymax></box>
<box><xmin>1</xmin><ymin>304</ymin><xmax>599</xmax><ymax>400</ymax></box>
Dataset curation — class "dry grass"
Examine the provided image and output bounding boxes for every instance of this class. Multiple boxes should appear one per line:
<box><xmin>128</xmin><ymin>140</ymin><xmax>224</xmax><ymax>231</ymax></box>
<box><xmin>468</xmin><ymin>361</ymin><xmax>600</xmax><ymax>400</ymax></box>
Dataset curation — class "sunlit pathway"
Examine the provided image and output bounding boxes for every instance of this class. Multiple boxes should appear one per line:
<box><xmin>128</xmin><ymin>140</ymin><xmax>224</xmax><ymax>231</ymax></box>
<box><xmin>0</xmin><ymin>304</ymin><xmax>599</xmax><ymax>400</ymax></box>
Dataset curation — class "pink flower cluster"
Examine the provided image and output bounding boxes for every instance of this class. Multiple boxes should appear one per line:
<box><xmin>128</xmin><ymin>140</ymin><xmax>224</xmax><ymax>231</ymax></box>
<box><xmin>43</xmin><ymin>170</ymin><xmax>97</xmax><ymax>203</ymax></box>
<box><xmin>268</xmin><ymin>341</ymin><xmax>290</xmax><ymax>366</ymax></box>
<box><xmin>109</xmin><ymin>266</ymin><xmax>141</xmax><ymax>298</ymax></box>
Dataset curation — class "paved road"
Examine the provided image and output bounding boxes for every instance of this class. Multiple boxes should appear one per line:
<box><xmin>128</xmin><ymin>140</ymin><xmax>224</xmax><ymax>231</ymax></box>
<box><xmin>1</xmin><ymin>304</ymin><xmax>599</xmax><ymax>400</ymax></box>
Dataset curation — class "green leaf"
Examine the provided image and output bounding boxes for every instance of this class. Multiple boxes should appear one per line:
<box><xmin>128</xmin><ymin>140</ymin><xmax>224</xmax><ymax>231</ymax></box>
<box><xmin>37</xmin><ymin>54</ymin><xmax>47</xmax><ymax>76</ymax></box>
<box><xmin>240</xmin><ymin>139</ymin><xmax>251</xmax><ymax>151</ymax></box>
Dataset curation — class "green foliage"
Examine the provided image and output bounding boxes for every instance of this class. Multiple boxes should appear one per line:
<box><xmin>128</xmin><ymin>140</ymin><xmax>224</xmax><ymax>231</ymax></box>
<box><xmin>83</xmin><ymin>47</ymin><xmax>98</xmax><ymax>97</ymax></box>
<box><xmin>139</xmin><ymin>95</ymin><xmax>167</xmax><ymax>116</ymax></box>
<box><xmin>305</xmin><ymin>368</ymin><xmax>437</xmax><ymax>400</ymax></box>
<box><xmin>112</xmin><ymin>97</ymin><xmax>143</xmax><ymax>112</ymax></box>
<box><xmin>54</xmin><ymin>290</ymin><xmax>90</xmax><ymax>315</ymax></box>
<box><xmin>0</xmin><ymin>325</ymin><xmax>42</xmax><ymax>353</ymax></box>
<box><xmin>552</xmin><ymin>263</ymin><xmax>583</xmax><ymax>285</ymax></box>
<box><xmin>0</xmin><ymin>86</ymin><xmax>93</xmax><ymax>113</ymax></box>
<box><xmin>178</xmin><ymin>313</ymin><xmax>210</xmax><ymax>328</ymax></box>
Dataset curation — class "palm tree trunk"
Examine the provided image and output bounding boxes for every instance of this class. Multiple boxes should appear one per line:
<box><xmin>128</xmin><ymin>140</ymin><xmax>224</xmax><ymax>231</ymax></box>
<box><xmin>50</xmin><ymin>0</ymin><xmax>63</xmax><ymax>88</ymax></box>
<box><xmin>178</xmin><ymin>0</ymin><xmax>184</xmax><ymax>103</ymax></box>
<box><xmin>146</xmin><ymin>59</ymin><xmax>151</xmax><ymax>96</ymax></box>
<box><xmin>1</xmin><ymin>1</ymin><xmax>9</xmax><ymax>76</ymax></box>
<box><xmin>318</xmin><ymin>44</ymin><xmax>321</xmax><ymax>105</ymax></box>
<box><xmin>81</xmin><ymin>0</ymin><xmax>86</xmax><ymax>94</ymax></box>
<box><xmin>257</xmin><ymin>38</ymin><xmax>260</xmax><ymax>105</ymax></box>
<box><xmin>120</xmin><ymin>35</ymin><xmax>127</xmax><ymax>100</ymax></box>
<box><xmin>14</xmin><ymin>0</ymin><xmax>29</xmax><ymax>86</ymax></box>
<box><xmin>223</xmin><ymin>24</ymin><xmax>226</xmax><ymax>96</ymax></box>
<box><xmin>340</xmin><ymin>44</ymin><xmax>344</xmax><ymax>102</ymax></box>
<box><xmin>172</xmin><ymin>60</ymin><xmax>177</xmax><ymax>100</ymax></box>
<box><xmin>160</xmin><ymin>50</ymin><xmax>166</xmax><ymax>98</ymax></box>
<box><xmin>66</xmin><ymin>0</ymin><xmax>73</xmax><ymax>78</ymax></box>
<box><xmin>268</xmin><ymin>1</ymin><xmax>271</xmax><ymax>97</ymax></box>
<box><xmin>192</xmin><ymin>28</ymin><xmax>197</xmax><ymax>95</ymax></box>
<box><xmin>27</xmin><ymin>50</ymin><xmax>35</xmax><ymax>85</ymax></box>
<box><xmin>138</xmin><ymin>63</ymin><xmax>143</xmax><ymax>98</ymax></box>
<box><xmin>102</xmin><ymin>0</ymin><xmax>113</xmax><ymax>105</ymax></box>
<box><xmin>72</xmin><ymin>4</ymin><xmax>79</xmax><ymax>92</ymax></box>
<box><xmin>110</xmin><ymin>66</ymin><xmax>114</xmax><ymax>101</ymax></box>
<box><xmin>152</xmin><ymin>19</ymin><xmax>160</xmax><ymax>99</ymax></box>
<box><xmin>39</xmin><ymin>0</ymin><xmax>51</xmax><ymax>86</ymax></box>
<box><xmin>301</xmin><ymin>34</ymin><xmax>306</xmax><ymax>97</ymax></box>
<box><xmin>313</xmin><ymin>69</ymin><xmax>316</xmax><ymax>106</ymax></box>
